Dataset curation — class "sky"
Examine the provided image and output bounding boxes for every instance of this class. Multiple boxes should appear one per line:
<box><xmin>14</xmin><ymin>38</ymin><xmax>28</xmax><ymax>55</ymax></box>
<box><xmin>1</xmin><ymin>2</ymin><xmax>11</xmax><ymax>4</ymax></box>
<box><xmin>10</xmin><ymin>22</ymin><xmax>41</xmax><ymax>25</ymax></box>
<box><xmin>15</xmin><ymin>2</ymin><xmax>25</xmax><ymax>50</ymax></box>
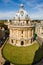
<box><xmin>0</xmin><ymin>0</ymin><xmax>43</xmax><ymax>20</ymax></box>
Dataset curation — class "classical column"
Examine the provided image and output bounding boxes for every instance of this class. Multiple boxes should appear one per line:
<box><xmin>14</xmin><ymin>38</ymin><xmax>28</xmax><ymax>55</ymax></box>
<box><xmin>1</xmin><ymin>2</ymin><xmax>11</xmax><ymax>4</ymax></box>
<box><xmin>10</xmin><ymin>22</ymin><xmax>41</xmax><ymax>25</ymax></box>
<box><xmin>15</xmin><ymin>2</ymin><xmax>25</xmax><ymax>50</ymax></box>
<box><xmin>30</xmin><ymin>29</ymin><xmax>32</xmax><ymax>38</ymax></box>
<box><xmin>28</xmin><ymin>21</ymin><xmax>31</xmax><ymax>25</ymax></box>
<box><xmin>32</xmin><ymin>29</ymin><xmax>34</xmax><ymax>37</ymax></box>
<box><xmin>40</xmin><ymin>27</ymin><xmax>42</xmax><ymax>35</ymax></box>
<box><xmin>29</xmin><ymin>39</ymin><xmax>31</xmax><ymax>43</ymax></box>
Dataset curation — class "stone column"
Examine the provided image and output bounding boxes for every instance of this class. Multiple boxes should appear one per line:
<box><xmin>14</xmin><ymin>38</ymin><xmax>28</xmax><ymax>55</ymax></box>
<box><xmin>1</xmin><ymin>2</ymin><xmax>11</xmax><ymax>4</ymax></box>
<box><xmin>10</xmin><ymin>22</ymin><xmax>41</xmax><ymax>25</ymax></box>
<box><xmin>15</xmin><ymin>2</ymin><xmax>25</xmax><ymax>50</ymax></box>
<box><xmin>28</xmin><ymin>21</ymin><xmax>31</xmax><ymax>25</ymax></box>
<box><xmin>40</xmin><ymin>27</ymin><xmax>42</xmax><ymax>34</ymax></box>
<box><xmin>25</xmin><ymin>30</ymin><xmax>27</xmax><ymax>39</ymax></box>
<box><xmin>23</xmin><ymin>30</ymin><xmax>25</xmax><ymax>38</ymax></box>
<box><xmin>32</xmin><ymin>29</ymin><xmax>34</xmax><ymax>37</ymax></box>
<box><xmin>28</xmin><ymin>30</ymin><xmax>31</xmax><ymax>38</ymax></box>
<box><xmin>29</xmin><ymin>39</ymin><xmax>31</xmax><ymax>43</ymax></box>
<box><xmin>28</xmin><ymin>29</ymin><xmax>31</xmax><ymax>38</ymax></box>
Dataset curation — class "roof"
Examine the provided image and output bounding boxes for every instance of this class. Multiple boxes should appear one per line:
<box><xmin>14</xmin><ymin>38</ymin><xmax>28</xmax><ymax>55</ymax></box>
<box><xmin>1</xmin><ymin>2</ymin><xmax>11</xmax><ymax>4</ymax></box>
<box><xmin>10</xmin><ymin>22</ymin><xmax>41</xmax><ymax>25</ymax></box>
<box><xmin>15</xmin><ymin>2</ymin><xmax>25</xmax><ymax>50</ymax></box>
<box><xmin>13</xmin><ymin>4</ymin><xmax>30</xmax><ymax>21</ymax></box>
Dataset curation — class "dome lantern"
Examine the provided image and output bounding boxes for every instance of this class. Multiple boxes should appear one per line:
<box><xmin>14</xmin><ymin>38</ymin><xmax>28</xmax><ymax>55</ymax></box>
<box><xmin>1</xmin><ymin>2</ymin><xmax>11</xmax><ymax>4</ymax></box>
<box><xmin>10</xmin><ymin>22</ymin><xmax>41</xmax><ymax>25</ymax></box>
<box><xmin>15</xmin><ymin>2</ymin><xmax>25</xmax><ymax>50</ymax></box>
<box><xmin>20</xmin><ymin>4</ymin><xmax>24</xmax><ymax>9</ymax></box>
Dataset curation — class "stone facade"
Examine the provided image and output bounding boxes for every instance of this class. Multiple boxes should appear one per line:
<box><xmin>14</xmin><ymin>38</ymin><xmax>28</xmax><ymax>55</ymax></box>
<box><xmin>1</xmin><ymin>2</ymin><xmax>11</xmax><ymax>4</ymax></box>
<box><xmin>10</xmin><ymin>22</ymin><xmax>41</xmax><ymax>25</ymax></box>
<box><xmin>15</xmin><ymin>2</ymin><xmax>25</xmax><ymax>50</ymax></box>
<box><xmin>5</xmin><ymin>4</ymin><xmax>35</xmax><ymax>46</ymax></box>
<box><xmin>9</xmin><ymin>26</ymin><xmax>34</xmax><ymax>46</ymax></box>
<box><xmin>36</xmin><ymin>21</ymin><xmax>43</xmax><ymax>38</ymax></box>
<box><xmin>35</xmin><ymin>21</ymin><xmax>43</xmax><ymax>46</ymax></box>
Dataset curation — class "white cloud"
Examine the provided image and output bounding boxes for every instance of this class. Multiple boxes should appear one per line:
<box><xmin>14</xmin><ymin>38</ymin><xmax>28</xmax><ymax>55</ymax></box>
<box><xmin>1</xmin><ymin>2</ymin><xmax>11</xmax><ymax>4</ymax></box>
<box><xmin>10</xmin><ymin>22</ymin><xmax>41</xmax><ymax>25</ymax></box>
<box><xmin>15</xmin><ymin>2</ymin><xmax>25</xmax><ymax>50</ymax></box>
<box><xmin>29</xmin><ymin>3</ymin><xmax>43</xmax><ymax>20</ymax></box>
<box><xmin>2</xmin><ymin>0</ymin><xmax>11</xmax><ymax>3</ymax></box>
<box><xmin>19</xmin><ymin>0</ymin><xmax>36</xmax><ymax>7</ymax></box>
<box><xmin>0</xmin><ymin>0</ymin><xmax>43</xmax><ymax>20</ymax></box>
<box><xmin>2</xmin><ymin>0</ymin><xmax>19</xmax><ymax>6</ymax></box>
<box><xmin>0</xmin><ymin>10</ymin><xmax>43</xmax><ymax>20</ymax></box>
<box><xmin>0</xmin><ymin>11</ymin><xmax>16</xmax><ymax>20</ymax></box>
<box><xmin>27</xmin><ymin>2</ymin><xmax>43</xmax><ymax>20</ymax></box>
<box><xmin>29</xmin><ymin>10</ymin><xmax>43</xmax><ymax>20</ymax></box>
<box><xmin>34</xmin><ymin>3</ymin><xmax>43</xmax><ymax>11</ymax></box>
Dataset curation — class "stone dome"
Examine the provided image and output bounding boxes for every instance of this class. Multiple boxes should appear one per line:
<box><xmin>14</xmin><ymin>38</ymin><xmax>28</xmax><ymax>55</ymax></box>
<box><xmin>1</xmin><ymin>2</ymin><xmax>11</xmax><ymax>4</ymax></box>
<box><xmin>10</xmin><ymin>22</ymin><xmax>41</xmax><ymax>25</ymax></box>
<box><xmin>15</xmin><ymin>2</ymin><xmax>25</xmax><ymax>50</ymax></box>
<box><xmin>14</xmin><ymin>4</ymin><xmax>30</xmax><ymax>20</ymax></box>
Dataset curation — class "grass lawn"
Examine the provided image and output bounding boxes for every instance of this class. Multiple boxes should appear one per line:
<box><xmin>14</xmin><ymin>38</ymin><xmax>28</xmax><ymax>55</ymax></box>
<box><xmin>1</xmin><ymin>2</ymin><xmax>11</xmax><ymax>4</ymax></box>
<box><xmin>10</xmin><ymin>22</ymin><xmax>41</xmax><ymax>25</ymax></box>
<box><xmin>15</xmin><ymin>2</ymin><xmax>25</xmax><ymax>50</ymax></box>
<box><xmin>2</xmin><ymin>42</ymin><xmax>43</xmax><ymax>65</ymax></box>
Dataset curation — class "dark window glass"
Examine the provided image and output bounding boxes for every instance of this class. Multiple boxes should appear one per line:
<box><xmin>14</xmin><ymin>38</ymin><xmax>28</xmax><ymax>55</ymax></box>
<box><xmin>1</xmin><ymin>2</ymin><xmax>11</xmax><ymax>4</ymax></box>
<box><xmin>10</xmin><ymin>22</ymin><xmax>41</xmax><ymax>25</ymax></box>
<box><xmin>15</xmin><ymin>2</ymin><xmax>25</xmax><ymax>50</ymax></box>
<box><xmin>21</xmin><ymin>14</ymin><xmax>23</xmax><ymax>16</ymax></box>
<box><xmin>21</xmin><ymin>30</ymin><xmax>23</xmax><ymax>34</ymax></box>
<box><xmin>11</xmin><ymin>39</ymin><xmax>13</xmax><ymax>43</ymax></box>
<box><xmin>27</xmin><ymin>21</ymin><xmax>28</xmax><ymax>24</ymax></box>
<box><xmin>21</xmin><ymin>41</ymin><xmax>24</xmax><ymax>45</ymax></box>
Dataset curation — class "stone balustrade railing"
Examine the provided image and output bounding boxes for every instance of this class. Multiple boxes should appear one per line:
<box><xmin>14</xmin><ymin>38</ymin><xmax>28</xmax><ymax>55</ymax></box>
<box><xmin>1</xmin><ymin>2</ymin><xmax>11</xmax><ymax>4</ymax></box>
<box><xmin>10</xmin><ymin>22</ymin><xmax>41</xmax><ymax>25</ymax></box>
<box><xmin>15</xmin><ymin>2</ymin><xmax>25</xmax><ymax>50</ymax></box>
<box><xmin>10</xmin><ymin>36</ymin><xmax>33</xmax><ymax>40</ymax></box>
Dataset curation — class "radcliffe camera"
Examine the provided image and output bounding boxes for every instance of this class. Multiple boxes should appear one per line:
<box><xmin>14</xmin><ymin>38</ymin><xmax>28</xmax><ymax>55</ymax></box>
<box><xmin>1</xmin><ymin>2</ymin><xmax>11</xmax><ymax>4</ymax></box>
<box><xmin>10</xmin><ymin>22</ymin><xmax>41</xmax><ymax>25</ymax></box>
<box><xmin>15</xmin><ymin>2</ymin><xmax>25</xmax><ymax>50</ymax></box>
<box><xmin>0</xmin><ymin>0</ymin><xmax>43</xmax><ymax>65</ymax></box>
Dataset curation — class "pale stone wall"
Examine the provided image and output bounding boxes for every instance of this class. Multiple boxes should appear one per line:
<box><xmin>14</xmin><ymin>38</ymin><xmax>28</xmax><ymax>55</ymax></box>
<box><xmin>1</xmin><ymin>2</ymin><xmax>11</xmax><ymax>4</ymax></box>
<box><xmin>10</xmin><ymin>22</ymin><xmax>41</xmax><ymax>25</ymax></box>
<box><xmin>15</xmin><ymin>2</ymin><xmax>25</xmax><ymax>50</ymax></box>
<box><xmin>28</xmin><ymin>29</ymin><xmax>32</xmax><ymax>38</ymax></box>
<box><xmin>4</xmin><ymin>4</ymin><xmax>35</xmax><ymax>46</ymax></box>
<box><xmin>9</xmin><ymin>26</ymin><xmax>34</xmax><ymax>46</ymax></box>
<box><xmin>25</xmin><ymin>30</ymin><xmax>28</xmax><ymax>38</ymax></box>
<box><xmin>36</xmin><ymin>24</ymin><xmax>43</xmax><ymax>36</ymax></box>
<box><xmin>32</xmin><ymin>29</ymin><xmax>34</xmax><ymax>37</ymax></box>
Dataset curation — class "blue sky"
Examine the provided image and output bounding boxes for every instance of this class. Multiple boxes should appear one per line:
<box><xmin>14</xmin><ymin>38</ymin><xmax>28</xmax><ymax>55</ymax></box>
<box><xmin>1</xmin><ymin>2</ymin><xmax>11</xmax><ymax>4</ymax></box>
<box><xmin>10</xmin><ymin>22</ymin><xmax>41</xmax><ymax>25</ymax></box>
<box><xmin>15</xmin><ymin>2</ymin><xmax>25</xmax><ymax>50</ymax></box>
<box><xmin>0</xmin><ymin>0</ymin><xmax>43</xmax><ymax>20</ymax></box>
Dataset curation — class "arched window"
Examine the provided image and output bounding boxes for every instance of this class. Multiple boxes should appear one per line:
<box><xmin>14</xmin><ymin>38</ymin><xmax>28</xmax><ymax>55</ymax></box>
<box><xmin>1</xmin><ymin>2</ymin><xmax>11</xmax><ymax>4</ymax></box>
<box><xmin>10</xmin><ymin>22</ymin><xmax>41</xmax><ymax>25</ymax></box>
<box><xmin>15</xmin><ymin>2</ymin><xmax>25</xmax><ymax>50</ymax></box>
<box><xmin>26</xmin><ymin>20</ymin><xmax>28</xmax><ymax>24</ymax></box>
<box><xmin>21</xmin><ymin>41</ymin><xmax>24</xmax><ymax>45</ymax></box>
<box><xmin>11</xmin><ymin>39</ymin><xmax>13</xmax><ymax>43</ymax></box>
<box><xmin>21</xmin><ymin>14</ymin><xmax>23</xmax><ymax>16</ymax></box>
<box><xmin>21</xmin><ymin>30</ymin><xmax>23</xmax><ymax>34</ymax></box>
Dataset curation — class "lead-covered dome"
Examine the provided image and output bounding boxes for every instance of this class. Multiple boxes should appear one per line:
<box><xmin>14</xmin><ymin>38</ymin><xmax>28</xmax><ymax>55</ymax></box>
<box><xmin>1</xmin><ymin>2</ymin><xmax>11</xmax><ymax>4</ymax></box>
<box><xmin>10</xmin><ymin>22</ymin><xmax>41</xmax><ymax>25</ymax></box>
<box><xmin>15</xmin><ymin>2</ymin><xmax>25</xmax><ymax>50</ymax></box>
<box><xmin>14</xmin><ymin>4</ymin><xmax>30</xmax><ymax>20</ymax></box>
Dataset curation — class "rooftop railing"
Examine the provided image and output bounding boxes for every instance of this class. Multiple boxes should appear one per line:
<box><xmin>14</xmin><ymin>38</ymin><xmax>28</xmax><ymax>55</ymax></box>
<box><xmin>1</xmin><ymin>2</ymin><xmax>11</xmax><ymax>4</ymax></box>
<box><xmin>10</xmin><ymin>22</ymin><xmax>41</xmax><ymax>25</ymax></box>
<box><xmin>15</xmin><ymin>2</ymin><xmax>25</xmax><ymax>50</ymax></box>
<box><xmin>10</xmin><ymin>36</ymin><xmax>33</xmax><ymax>40</ymax></box>
<box><xmin>10</xmin><ymin>22</ymin><xmax>34</xmax><ymax>27</ymax></box>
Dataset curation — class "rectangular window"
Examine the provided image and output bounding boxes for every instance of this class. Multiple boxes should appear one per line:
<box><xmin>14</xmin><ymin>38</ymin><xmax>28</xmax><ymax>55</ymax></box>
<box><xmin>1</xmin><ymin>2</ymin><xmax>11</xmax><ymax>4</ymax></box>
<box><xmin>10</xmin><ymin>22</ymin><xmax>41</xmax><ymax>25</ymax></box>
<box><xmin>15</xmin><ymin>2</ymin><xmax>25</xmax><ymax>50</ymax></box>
<box><xmin>21</xmin><ymin>30</ymin><xmax>23</xmax><ymax>34</ymax></box>
<box><xmin>11</xmin><ymin>39</ymin><xmax>13</xmax><ymax>43</ymax></box>
<box><xmin>16</xmin><ymin>40</ymin><xmax>17</xmax><ymax>43</ymax></box>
